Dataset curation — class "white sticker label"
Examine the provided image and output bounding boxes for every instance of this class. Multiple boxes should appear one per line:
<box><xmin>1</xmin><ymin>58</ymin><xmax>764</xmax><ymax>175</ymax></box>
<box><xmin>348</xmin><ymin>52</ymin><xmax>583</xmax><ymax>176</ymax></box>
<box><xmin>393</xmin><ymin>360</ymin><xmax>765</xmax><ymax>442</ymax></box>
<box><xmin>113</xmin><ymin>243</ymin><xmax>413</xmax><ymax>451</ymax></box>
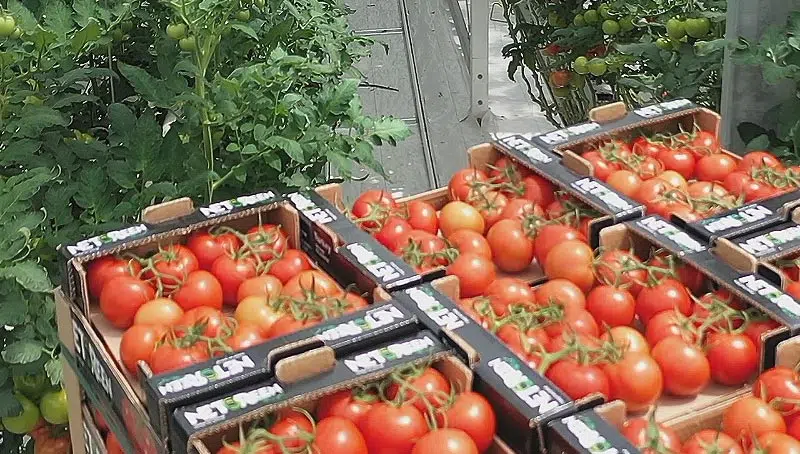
<box><xmin>738</xmin><ymin>225</ymin><xmax>800</xmax><ymax>256</ymax></box>
<box><xmin>158</xmin><ymin>355</ymin><xmax>256</xmax><ymax>396</ymax></box>
<box><xmin>702</xmin><ymin>205</ymin><xmax>773</xmax><ymax>234</ymax></box>
<box><xmin>536</xmin><ymin>122</ymin><xmax>602</xmax><ymax>146</ymax></box>
<box><xmin>634</xmin><ymin>99</ymin><xmax>693</xmax><ymax>118</ymax></box>
<box><xmin>288</xmin><ymin>192</ymin><xmax>336</xmax><ymax>224</ymax></box>
<box><xmin>317</xmin><ymin>305</ymin><xmax>407</xmax><ymax>341</ymax></box>
<box><xmin>499</xmin><ymin>136</ymin><xmax>553</xmax><ymax>164</ymax></box>
<box><xmin>183</xmin><ymin>383</ymin><xmax>284</xmax><ymax>428</ymax></box>
<box><xmin>561</xmin><ymin>415</ymin><xmax>624</xmax><ymax>454</ymax></box>
<box><xmin>405</xmin><ymin>287</ymin><xmax>467</xmax><ymax>330</ymax></box>
<box><xmin>200</xmin><ymin>192</ymin><xmax>276</xmax><ymax>218</ymax></box>
<box><xmin>571</xmin><ymin>178</ymin><xmax>636</xmax><ymax>213</ymax></box>
<box><xmin>735</xmin><ymin>275</ymin><xmax>800</xmax><ymax>317</ymax></box>
<box><xmin>66</xmin><ymin>224</ymin><xmax>148</xmax><ymax>256</ymax></box>
<box><xmin>487</xmin><ymin>358</ymin><xmax>561</xmax><ymax>414</ymax></box>
<box><xmin>637</xmin><ymin>217</ymin><xmax>706</xmax><ymax>253</ymax></box>
<box><xmin>346</xmin><ymin>243</ymin><xmax>403</xmax><ymax>282</ymax></box>
<box><xmin>344</xmin><ymin>336</ymin><xmax>436</xmax><ymax>374</ymax></box>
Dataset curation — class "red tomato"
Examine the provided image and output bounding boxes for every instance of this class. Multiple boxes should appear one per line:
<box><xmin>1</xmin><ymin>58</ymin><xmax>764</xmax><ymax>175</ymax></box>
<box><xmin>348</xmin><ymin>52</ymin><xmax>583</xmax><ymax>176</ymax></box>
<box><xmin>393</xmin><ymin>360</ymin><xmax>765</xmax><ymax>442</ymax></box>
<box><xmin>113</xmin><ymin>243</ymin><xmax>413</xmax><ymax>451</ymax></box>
<box><xmin>107</xmin><ymin>433</ymin><xmax>124</xmax><ymax>454</ymax></box>
<box><xmin>406</xmin><ymin>201</ymin><xmax>439</xmax><ymax>234</ymax></box>
<box><xmin>738</xmin><ymin>151</ymin><xmax>784</xmax><ymax>173</ymax></box>
<box><xmin>448</xmin><ymin>169</ymin><xmax>489</xmax><ymax>202</ymax></box>
<box><xmin>543</xmin><ymin>309</ymin><xmax>599</xmax><ymax>338</ymax></box>
<box><xmin>723</xmin><ymin>171</ymin><xmax>755</xmax><ymax>197</ymax></box>
<box><xmin>635</xmin><ymin>278</ymin><xmax>691</xmax><ymax>324</ymax></box>
<box><xmin>486</xmin><ymin>219</ymin><xmax>534</xmax><ymax>272</ymax></box>
<box><xmin>634</xmin><ymin>178</ymin><xmax>670</xmax><ymax>204</ymax></box>
<box><xmin>602</xmin><ymin>353</ymin><xmax>662</xmax><ymax>412</ymax></box>
<box><xmin>632</xmin><ymin>137</ymin><xmax>669</xmax><ymax>158</ymax></box>
<box><xmin>723</xmin><ymin>396</ymin><xmax>786</xmax><ymax>440</ymax></box>
<box><xmin>448</xmin><ymin>229</ymin><xmax>492</xmax><ymax>260</ymax></box>
<box><xmin>690</xmin><ymin>131</ymin><xmax>720</xmax><ymax>153</ymax></box>
<box><xmin>93</xmin><ymin>407</ymin><xmax>108</xmax><ymax>431</ymax></box>
<box><xmin>447</xmin><ymin>254</ymin><xmax>496</xmax><ymax>298</ymax></box>
<box><xmin>100</xmin><ymin>276</ymin><xmax>156</xmax><ymax>329</ymax></box>
<box><xmin>235</xmin><ymin>296</ymin><xmax>283</xmax><ymax>338</ymax></box>
<box><xmin>533</xmin><ymin>224</ymin><xmax>586</xmax><ymax>266</ymax></box>
<box><xmin>343</xmin><ymin>292</ymin><xmax>369</xmax><ymax>312</ymax></box>
<box><xmin>594</xmin><ymin>249</ymin><xmax>647</xmax><ymax>295</ymax></box>
<box><xmin>246</xmin><ymin>224</ymin><xmax>288</xmax><ymax>262</ymax></box>
<box><xmin>211</xmin><ymin>254</ymin><xmax>258</xmax><ymax>305</ymax></box>
<box><xmin>316</xmin><ymin>390</ymin><xmax>376</xmax><ymax>427</ymax></box>
<box><xmin>375</xmin><ymin>216</ymin><xmax>414</xmax><ymax>251</ymax></box>
<box><xmin>621</xmin><ymin>418</ymin><xmax>682</xmax><ymax>453</ymax></box>
<box><xmin>521</xmin><ymin>174</ymin><xmax>556</xmax><ymax>208</ymax></box>
<box><xmin>149</xmin><ymin>342</ymin><xmax>210</xmax><ymax>374</ymax></box>
<box><xmin>269</xmin><ymin>315</ymin><xmax>313</xmax><ymax>338</ymax></box>
<box><xmin>651</xmin><ymin>336</ymin><xmax>710</xmax><ymax>396</ymax></box>
<box><xmin>545</xmin><ymin>360</ymin><xmax>610</xmax><ymax>400</ymax></box>
<box><xmin>440</xmin><ymin>201</ymin><xmax>484</xmax><ymax>237</ymax></box>
<box><xmin>178</xmin><ymin>307</ymin><xmax>232</xmax><ymax>337</ymax></box>
<box><xmin>586</xmin><ymin>285</ymin><xmax>635</xmax><ymax>327</ymax></box>
<box><xmin>645</xmin><ymin>310</ymin><xmax>695</xmax><ymax>347</ymax></box>
<box><xmin>224</xmin><ymin>323</ymin><xmax>265</xmax><ymax>351</ymax></box>
<box><xmin>412</xmin><ymin>429</ymin><xmax>478</xmax><ymax>454</ymax></box>
<box><xmin>535</xmin><ymin>279</ymin><xmax>586</xmax><ymax>313</ymax></box>
<box><xmin>216</xmin><ymin>441</ymin><xmax>274</xmax><ymax>454</ymax></box>
<box><xmin>145</xmin><ymin>244</ymin><xmax>199</xmax><ymax>287</ymax></box>
<box><xmin>313</xmin><ymin>416</ymin><xmax>368</xmax><ymax>454</ymax></box>
<box><xmin>282</xmin><ymin>270</ymin><xmax>343</xmax><ymax>298</ymax></box>
<box><xmin>751</xmin><ymin>432</ymin><xmax>800</xmax><ymax>454</ymax></box>
<box><xmin>496</xmin><ymin>324</ymin><xmax>549</xmax><ymax>361</ymax></box>
<box><xmin>435</xmin><ymin>391</ymin><xmax>495</xmax><ymax>452</ymax></box>
<box><xmin>87</xmin><ymin>256</ymin><xmax>142</xmax><ymax>298</ymax></box>
<box><xmin>172</xmin><ymin>270</ymin><xmax>224</xmax><ymax>310</ymax></box>
<box><xmin>544</xmin><ymin>240</ymin><xmax>595</xmax><ymax>292</ymax></box>
<box><xmin>489</xmin><ymin>156</ymin><xmax>530</xmax><ymax>182</ymax></box>
<box><xmin>682</xmin><ymin>430</ymin><xmax>742</xmax><ymax>454</ymax></box>
<box><xmin>471</xmin><ymin>191</ymin><xmax>509</xmax><ymax>228</ymax></box>
<box><xmin>631</xmin><ymin>156</ymin><xmax>664</xmax><ymax>180</ymax></box>
<box><xmin>607</xmin><ymin>170</ymin><xmax>643</xmax><ymax>197</ymax></box>
<box><xmin>387</xmin><ymin>367</ymin><xmax>451</xmax><ymax>413</ymax></box>
<box><xmin>500</xmin><ymin>198</ymin><xmax>542</xmax><ymax>222</ymax></box>
<box><xmin>582</xmin><ymin>151</ymin><xmax>621</xmax><ymax>181</ymax></box>
<box><xmin>352</xmin><ymin>190</ymin><xmax>397</xmax><ymax>229</ymax></box>
<box><xmin>236</xmin><ymin>275</ymin><xmax>282</xmax><ymax>302</ymax></box>
<box><xmin>753</xmin><ymin>366</ymin><xmax>800</xmax><ymax>415</ymax></box>
<box><xmin>186</xmin><ymin>230</ymin><xmax>242</xmax><ymax>271</ymax></box>
<box><xmin>788</xmin><ymin>281</ymin><xmax>800</xmax><ymax>300</ymax></box>
<box><xmin>688</xmin><ymin>181</ymin><xmax>731</xmax><ymax>198</ymax></box>
<box><xmin>657</xmin><ymin>147</ymin><xmax>696</xmax><ymax>179</ymax></box>
<box><xmin>696</xmin><ymin>154</ymin><xmax>738</xmax><ymax>182</ymax></box>
<box><xmin>134</xmin><ymin>297</ymin><xmax>183</xmax><ymax>326</ymax></box>
<box><xmin>485</xmin><ymin>277</ymin><xmax>535</xmax><ymax>315</ymax></box>
<box><xmin>600</xmin><ymin>326</ymin><xmax>649</xmax><ymax>355</ymax></box>
<box><xmin>269</xmin><ymin>249</ymin><xmax>312</xmax><ymax>284</ymax></box>
<box><xmin>359</xmin><ymin>403</ymin><xmax>429</xmax><ymax>454</ymax></box>
<box><xmin>705</xmin><ymin>332</ymin><xmax>758</xmax><ymax>386</ymax></box>
<box><xmin>395</xmin><ymin>230</ymin><xmax>448</xmax><ymax>272</ymax></box>
<box><xmin>120</xmin><ymin>325</ymin><xmax>166</xmax><ymax>375</ymax></box>
<box><xmin>269</xmin><ymin>409</ymin><xmax>315</xmax><ymax>449</ymax></box>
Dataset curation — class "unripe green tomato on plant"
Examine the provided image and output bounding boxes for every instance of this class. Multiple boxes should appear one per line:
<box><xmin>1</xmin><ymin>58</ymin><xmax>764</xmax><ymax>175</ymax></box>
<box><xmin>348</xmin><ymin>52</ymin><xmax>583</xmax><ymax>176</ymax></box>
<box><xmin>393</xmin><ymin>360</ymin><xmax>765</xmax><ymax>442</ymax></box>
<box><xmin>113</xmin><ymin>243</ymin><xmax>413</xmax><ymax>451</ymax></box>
<box><xmin>656</xmin><ymin>37</ymin><xmax>672</xmax><ymax>50</ymax></box>
<box><xmin>2</xmin><ymin>394</ymin><xmax>39</xmax><ymax>434</ymax></box>
<box><xmin>619</xmin><ymin>16</ymin><xmax>635</xmax><ymax>32</ymax></box>
<box><xmin>598</xmin><ymin>4</ymin><xmax>611</xmax><ymax>20</ymax></box>
<box><xmin>235</xmin><ymin>9</ymin><xmax>251</xmax><ymax>21</ymax></box>
<box><xmin>112</xmin><ymin>28</ymin><xmax>125</xmax><ymax>41</ymax></box>
<box><xmin>179</xmin><ymin>36</ymin><xmax>197</xmax><ymax>52</ymax></box>
<box><xmin>13</xmin><ymin>374</ymin><xmax>48</xmax><ymax>401</ymax></box>
<box><xmin>602</xmin><ymin>20</ymin><xmax>620</xmax><ymax>35</ymax></box>
<box><xmin>254</xmin><ymin>0</ymin><xmax>266</xmax><ymax>7</ymax></box>
<box><xmin>166</xmin><ymin>23</ymin><xmax>187</xmax><ymax>40</ymax></box>
<box><xmin>685</xmin><ymin>17</ymin><xmax>711</xmax><ymax>38</ymax></box>
<box><xmin>39</xmin><ymin>389</ymin><xmax>68</xmax><ymax>425</ymax></box>
<box><xmin>587</xmin><ymin>58</ymin><xmax>607</xmax><ymax>76</ymax></box>
<box><xmin>0</xmin><ymin>15</ymin><xmax>16</xmax><ymax>37</ymax></box>
<box><xmin>583</xmin><ymin>9</ymin><xmax>599</xmax><ymax>25</ymax></box>
<box><xmin>570</xmin><ymin>73</ymin><xmax>586</xmax><ymax>89</ymax></box>
<box><xmin>552</xmin><ymin>86</ymin><xmax>572</xmax><ymax>98</ymax></box>
<box><xmin>573</xmin><ymin>14</ymin><xmax>586</xmax><ymax>26</ymax></box>
<box><xmin>573</xmin><ymin>56</ymin><xmax>589</xmax><ymax>74</ymax></box>
<box><xmin>666</xmin><ymin>18</ymin><xmax>686</xmax><ymax>40</ymax></box>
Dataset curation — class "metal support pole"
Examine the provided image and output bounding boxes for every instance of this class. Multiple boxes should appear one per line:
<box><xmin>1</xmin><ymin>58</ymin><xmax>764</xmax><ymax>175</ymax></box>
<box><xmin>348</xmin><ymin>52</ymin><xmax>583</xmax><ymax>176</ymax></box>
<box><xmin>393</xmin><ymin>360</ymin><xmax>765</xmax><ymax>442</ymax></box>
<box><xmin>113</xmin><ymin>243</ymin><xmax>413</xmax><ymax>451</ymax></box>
<box><xmin>470</xmin><ymin>0</ymin><xmax>490</xmax><ymax>120</ymax></box>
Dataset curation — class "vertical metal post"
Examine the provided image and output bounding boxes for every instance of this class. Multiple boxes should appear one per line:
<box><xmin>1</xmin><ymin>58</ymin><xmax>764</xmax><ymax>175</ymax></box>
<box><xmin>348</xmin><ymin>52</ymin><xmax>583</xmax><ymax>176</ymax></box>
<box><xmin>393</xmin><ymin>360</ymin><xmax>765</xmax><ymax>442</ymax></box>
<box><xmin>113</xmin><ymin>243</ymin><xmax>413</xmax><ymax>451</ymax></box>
<box><xmin>470</xmin><ymin>0</ymin><xmax>490</xmax><ymax>119</ymax></box>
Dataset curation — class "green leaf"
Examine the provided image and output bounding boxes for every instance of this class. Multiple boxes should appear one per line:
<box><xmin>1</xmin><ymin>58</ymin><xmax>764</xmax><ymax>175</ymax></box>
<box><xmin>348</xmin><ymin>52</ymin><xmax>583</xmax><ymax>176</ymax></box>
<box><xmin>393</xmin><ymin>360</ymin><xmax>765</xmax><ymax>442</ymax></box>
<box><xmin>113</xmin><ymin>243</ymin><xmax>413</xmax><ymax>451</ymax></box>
<box><xmin>2</xmin><ymin>340</ymin><xmax>42</xmax><ymax>364</ymax></box>
<box><xmin>747</xmin><ymin>134</ymin><xmax>772</xmax><ymax>151</ymax></box>
<box><xmin>0</xmin><ymin>140</ymin><xmax>41</xmax><ymax>166</ymax></box>
<box><xmin>264</xmin><ymin>136</ymin><xmax>305</xmax><ymax>162</ymax></box>
<box><xmin>0</xmin><ymin>297</ymin><xmax>27</xmax><ymax>326</ymax></box>
<box><xmin>0</xmin><ymin>388</ymin><xmax>22</xmax><ymax>418</ymax></box>
<box><xmin>7</xmin><ymin>0</ymin><xmax>38</xmax><ymax>31</ymax></box>
<box><xmin>107</xmin><ymin>160</ymin><xmax>137</xmax><ymax>189</ymax></box>
<box><xmin>42</xmin><ymin>0</ymin><xmax>74</xmax><ymax>39</ymax></box>
<box><xmin>71</xmin><ymin>18</ymin><xmax>102</xmax><ymax>52</ymax></box>
<box><xmin>72</xmin><ymin>0</ymin><xmax>98</xmax><ymax>27</ymax></box>
<box><xmin>320</xmin><ymin>79</ymin><xmax>359</xmax><ymax>115</ymax></box>
<box><xmin>51</xmin><ymin>93</ymin><xmax>99</xmax><ymax>108</ymax></box>
<box><xmin>738</xmin><ymin>122</ymin><xmax>769</xmax><ymax>145</ymax></box>
<box><xmin>253</xmin><ymin>124</ymin><xmax>268</xmax><ymax>142</ymax></box>
<box><xmin>231</xmin><ymin>24</ymin><xmax>258</xmax><ymax>40</ymax></box>
<box><xmin>13</xmin><ymin>106</ymin><xmax>68</xmax><ymax>138</ymax></box>
<box><xmin>367</xmin><ymin>117</ymin><xmax>411</xmax><ymax>146</ymax></box>
<box><xmin>45</xmin><ymin>357</ymin><xmax>62</xmax><ymax>386</ymax></box>
<box><xmin>0</xmin><ymin>262</ymin><xmax>52</xmax><ymax>293</ymax></box>
<box><xmin>117</xmin><ymin>62</ymin><xmax>175</xmax><ymax>107</ymax></box>
<box><xmin>108</xmin><ymin>103</ymin><xmax>137</xmax><ymax>136</ymax></box>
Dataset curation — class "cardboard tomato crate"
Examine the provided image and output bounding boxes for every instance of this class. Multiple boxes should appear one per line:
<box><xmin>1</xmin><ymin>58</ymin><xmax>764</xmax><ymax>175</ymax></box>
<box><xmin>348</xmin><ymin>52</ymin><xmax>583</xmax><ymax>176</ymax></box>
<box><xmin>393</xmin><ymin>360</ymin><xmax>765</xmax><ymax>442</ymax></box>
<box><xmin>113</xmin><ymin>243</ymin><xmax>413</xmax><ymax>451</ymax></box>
<box><xmin>55</xmin><ymin>189</ymin><xmax>429</xmax><ymax>447</ymax></box>
<box><xmin>526</xmin><ymin>99</ymin><xmax>800</xmax><ymax>244</ymax></box>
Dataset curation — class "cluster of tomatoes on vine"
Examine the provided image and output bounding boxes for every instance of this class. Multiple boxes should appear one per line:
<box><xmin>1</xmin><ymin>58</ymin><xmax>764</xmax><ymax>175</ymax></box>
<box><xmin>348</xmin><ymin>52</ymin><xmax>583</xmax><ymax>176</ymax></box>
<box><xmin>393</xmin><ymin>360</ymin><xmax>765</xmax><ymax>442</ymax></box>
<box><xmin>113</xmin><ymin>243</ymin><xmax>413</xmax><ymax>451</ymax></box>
<box><xmin>456</xmin><ymin>243</ymin><xmax>778</xmax><ymax>412</ymax></box>
<box><xmin>350</xmin><ymin>158</ymin><xmax>602</xmax><ymax>298</ymax></box>
<box><xmin>87</xmin><ymin>222</ymin><xmax>368</xmax><ymax>376</ymax></box>
<box><xmin>625</xmin><ymin>364</ymin><xmax>800</xmax><ymax>454</ymax></box>
<box><xmin>216</xmin><ymin>364</ymin><xmax>497</xmax><ymax>454</ymax></box>
<box><xmin>581</xmin><ymin>129</ymin><xmax>799</xmax><ymax>221</ymax></box>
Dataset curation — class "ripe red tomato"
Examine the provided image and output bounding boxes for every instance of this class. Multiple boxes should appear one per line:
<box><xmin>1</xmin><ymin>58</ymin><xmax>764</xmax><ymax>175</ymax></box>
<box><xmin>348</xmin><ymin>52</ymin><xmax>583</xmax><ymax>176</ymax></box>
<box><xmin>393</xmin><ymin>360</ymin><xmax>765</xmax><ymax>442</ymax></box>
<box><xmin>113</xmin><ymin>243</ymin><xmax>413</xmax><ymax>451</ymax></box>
<box><xmin>688</xmin><ymin>181</ymin><xmax>731</xmax><ymax>199</ymax></box>
<box><xmin>607</xmin><ymin>170</ymin><xmax>643</xmax><ymax>197</ymax></box>
<box><xmin>602</xmin><ymin>353</ymin><xmax>662</xmax><ymax>412</ymax></box>
<box><xmin>172</xmin><ymin>270</ymin><xmax>224</xmax><ymax>310</ymax></box>
<box><xmin>446</xmin><ymin>253</ymin><xmax>496</xmax><ymax>298</ymax></box>
<box><xmin>533</xmin><ymin>224</ymin><xmax>586</xmax><ymax>266</ymax></box>
<box><xmin>535</xmin><ymin>279</ymin><xmax>586</xmax><ymax>313</ymax></box>
<box><xmin>705</xmin><ymin>332</ymin><xmax>758</xmax><ymax>386</ymax></box>
<box><xmin>543</xmin><ymin>309</ymin><xmax>599</xmax><ymax>339</ymax></box>
<box><xmin>600</xmin><ymin>326</ymin><xmax>649</xmax><ymax>355</ymax></box>
<box><xmin>282</xmin><ymin>270</ymin><xmax>343</xmax><ymax>298</ymax></box>
<box><xmin>489</xmin><ymin>156</ymin><xmax>530</xmax><ymax>182</ymax></box>
<box><xmin>134</xmin><ymin>297</ymin><xmax>183</xmax><ymax>326</ymax></box>
<box><xmin>544</xmin><ymin>240</ymin><xmax>595</xmax><ymax>292</ymax></box>
<box><xmin>269</xmin><ymin>409</ymin><xmax>315</xmax><ymax>449</ymax></box>
<box><xmin>645</xmin><ymin>310</ymin><xmax>695</xmax><ymax>346</ymax></box>
<box><xmin>359</xmin><ymin>403</ymin><xmax>429</xmax><ymax>454</ymax></box>
<box><xmin>216</xmin><ymin>441</ymin><xmax>274</xmax><ymax>454</ymax></box>
<box><xmin>448</xmin><ymin>169</ymin><xmax>489</xmax><ymax>202</ymax></box>
<box><xmin>635</xmin><ymin>278</ymin><xmax>691</xmax><ymax>324</ymax></box>
<box><xmin>586</xmin><ymin>285</ymin><xmax>635</xmax><ymax>327</ymax></box>
<box><xmin>621</xmin><ymin>418</ymin><xmax>682</xmax><ymax>453</ymax></box>
<box><xmin>178</xmin><ymin>307</ymin><xmax>232</xmax><ymax>337</ymax></box>
<box><xmin>723</xmin><ymin>396</ymin><xmax>786</xmax><ymax>440</ymax></box>
<box><xmin>634</xmin><ymin>178</ymin><xmax>671</xmax><ymax>204</ymax></box>
<box><xmin>485</xmin><ymin>277</ymin><xmax>535</xmax><ymax>315</ymax></box>
<box><xmin>521</xmin><ymin>174</ymin><xmax>556</xmax><ymax>207</ymax></box>
<box><xmin>375</xmin><ymin>216</ymin><xmax>414</xmax><ymax>251</ymax></box>
<box><xmin>471</xmin><ymin>190</ymin><xmax>509</xmax><ymax>228</ymax></box>
<box><xmin>696</xmin><ymin>154</ymin><xmax>738</xmax><ymax>182</ymax></box>
<box><xmin>352</xmin><ymin>190</ymin><xmax>397</xmax><ymax>229</ymax></box>
<box><xmin>682</xmin><ymin>430</ymin><xmax>742</xmax><ymax>454</ymax></box>
<box><xmin>313</xmin><ymin>416</ymin><xmax>368</xmax><ymax>454</ymax></box>
<box><xmin>224</xmin><ymin>323</ymin><xmax>265</xmax><ymax>351</ymax></box>
<box><xmin>486</xmin><ymin>219</ymin><xmax>534</xmax><ymax>272</ymax></box>
<box><xmin>753</xmin><ymin>366</ymin><xmax>800</xmax><ymax>414</ymax></box>
<box><xmin>186</xmin><ymin>230</ymin><xmax>242</xmax><ymax>271</ymax></box>
<box><xmin>500</xmin><ymin>198</ymin><xmax>542</xmax><ymax>222</ymax></box>
<box><xmin>394</xmin><ymin>230</ymin><xmax>448</xmax><ymax>272</ymax></box>
<box><xmin>100</xmin><ymin>276</ymin><xmax>156</xmax><ymax>328</ymax></box>
<box><xmin>651</xmin><ymin>336</ymin><xmax>710</xmax><ymax>396</ymax></box>
<box><xmin>316</xmin><ymin>390</ymin><xmax>376</xmax><ymax>427</ymax></box>
<box><xmin>149</xmin><ymin>342</ymin><xmax>210</xmax><ymax>374</ymax></box>
<box><xmin>690</xmin><ymin>131</ymin><xmax>720</xmax><ymax>153</ymax></box>
<box><xmin>269</xmin><ymin>249</ymin><xmax>312</xmax><ymax>284</ymax></box>
<box><xmin>435</xmin><ymin>391</ymin><xmax>495</xmax><ymax>452</ymax></box>
<box><xmin>246</xmin><ymin>225</ymin><xmax>288</xmax><ymax>262</ymax></box>
<box><xmin>87</xmin><ymin>256</ymin><xmax>143</xmax><ymax>298</ymax></box>
<box><xmin>236</xmin><ymin>275</ymin><xmax>282</xmax><ymax>302</ymax></box>
<box><xmin>738</xmin><ymin>151</ymin><xmax>784</xmax><ymax>173</ymax></box>
<box><xmin>631</xmin><ymin>156</ymin><xmax>664</xmax><ymax>180</ymax></box>
<box><xmin>594</xmin><ymin>249</ymin><xmax>646</xmax><ymax>295</ymax></box>
<box><xmin>496</xmin><ymin>324</ymin><xmax>549</xmax><ymax>361</ymax></box>
<box><xmin>120</xmin><ymin>324</ymin><xmax>166</xmax><ymax>375</ymax></box>
<box><xmin>387</xmin><ymin>367</ymin><xmax>451</xmax><ymax>413</ymax></box>
<box><xmin>412</xmin><ymin>429</ymin><xmax>478</xmax><ymax>454</ymax></box>
<box><xmin>269</xmin><ymin>315</ymin><xmax>313</xmax><ymax>338</ymax></box>
<box><xmin>657</xmin><ymin>147</ymin><xmax>696</xmax><ymax>179</ymax></box>
<box><xmin>752</xmin><ymin>432</ymin><xmax>800</xmax><ymax>454</ymax></box>
<box><xmin>107</xmin><ymin>432</ymin><xmax>124</xmax><ymax>454</ymax></box>
<box><xmin>656</xmin><ymin>170</ymin><xmax>689</xmax><ymax>192</ymax></box>
<box><xmin>448</xmin><ymin>229</ymin><xmax>492</xmax><ymax>260</ymax></box>
<box><xmin>632</xmin><ymin>137</ymin><xmax>669</xmax><ymax>158</ymax></box>
<box><xmin>145</xmin><ymin>244</ymin><xmax>199</xmax><ymax>287</ymax></box>
<box><xmin>211</xmin><ymin>254</ymin><xmax>258</xmax><ymax>305</ymax></box>
<box><xmin>545</xmin><ymin>360</ymin><xmax>609</xmax><ymax>400</ymax></box>
<box><xmin>405</xmin><ymin>201</ymin><xmax>439</xmax><ymax>234</ymax></box>
<box><xmin>440</xmin><ymin>201</ymin><xmax>485</xmax><ymax>237</ymax></box>
<box><xmin>235</xmin><ymin>296</ymin><xmax>283</xmax><ymax>338</ymax></box>
<box><xmin>582</xmin><ymin>151</ymin><xmax>620</xmax><ymax>181</ymax></box>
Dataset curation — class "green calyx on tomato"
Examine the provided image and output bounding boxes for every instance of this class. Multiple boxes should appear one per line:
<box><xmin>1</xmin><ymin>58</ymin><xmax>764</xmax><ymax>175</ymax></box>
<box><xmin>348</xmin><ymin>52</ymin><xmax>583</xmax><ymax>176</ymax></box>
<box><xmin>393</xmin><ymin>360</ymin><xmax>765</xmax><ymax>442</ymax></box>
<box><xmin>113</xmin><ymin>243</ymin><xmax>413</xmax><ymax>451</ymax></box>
<box><xmin>179</xmin><ymin>36</ymin><xmax>197</xmax><ymax>52</ymax></box>
<box><xmin>166</xmin><ymin>23</ymin><xmax>187</xmax><ymax>40</ymax></box>
<box><xmin>2</xmin><ymin>394</ymin><xmax>40</xmax><ymax>434</ymax></box>
<box><xmin>39</xmin><ymin>389</ymin><xmax>69</xmax><ymax>425</ymax></box>
<box><xmin>685</xmin><ymin>17</ymin><xmax>711</xmax><ymax>38</ymax></box>
<box><xmin>0</xmin><ymin>15</ymin><xmax>16</xmax><ymax>37</ymax></box>
<box><xmin>587</xmin><ymin>58</ymin><xmax>607</xmax><ymax>76</ymax></box>
<box><xmin>602</xmin><ymin>20</ymin><xmax>620</xmax><ymax>35</ymax></box>
<box><xmin>666</xmin><ymin>18</ymin><xmax>686</xmax><ymax>40</ymax></box>
<box><xmin>235</xmin><ymin>9</ymin><xmax>251</xmax><ymax>21</ymax></box>
<box><xmin>583</xmin><ymin>9</ymin><xmax>599</xmax><ymax>25</ymax></box>
<box><xmin>13</xmin><ymin>374</ymin><xmax>49</xmax><ymax>400</ymax></box>
<box><xmin>573</xmin><ymin>56</ymin><xmax>589</xmax><ymax>75</ymax></box>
